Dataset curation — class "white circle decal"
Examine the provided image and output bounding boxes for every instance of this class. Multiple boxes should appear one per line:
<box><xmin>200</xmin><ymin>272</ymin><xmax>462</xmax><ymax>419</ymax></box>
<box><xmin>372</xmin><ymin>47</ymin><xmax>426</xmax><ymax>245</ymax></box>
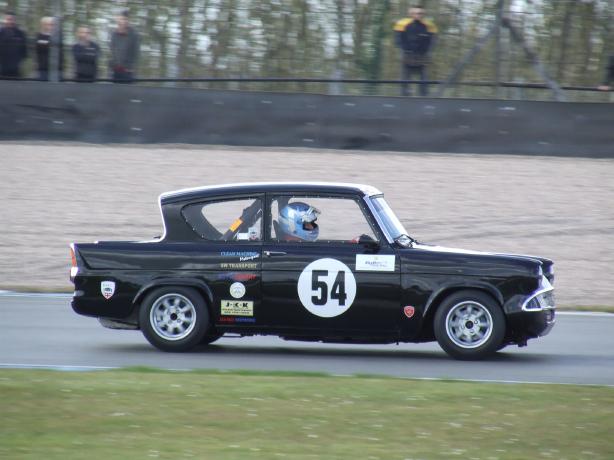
<box><xmin>229</xmin><ymin>282</ymin><xmax>246</xmax><ymax>299</ymax></box>
<box><xmin>297</xmin><ymin>258</ymin><xmax>356</xmax><ymax>318</ymax></box>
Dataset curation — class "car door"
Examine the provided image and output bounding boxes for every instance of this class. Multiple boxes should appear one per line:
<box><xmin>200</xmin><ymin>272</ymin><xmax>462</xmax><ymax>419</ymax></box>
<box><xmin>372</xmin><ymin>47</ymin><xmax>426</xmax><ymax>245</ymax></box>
<box><xmin>180</xmin><ymin>195</ymin><xmax>264</xmax><ymax>328</ymax></box>
<box><xmin>261</xmin><ymin>193</ymin><xmax>401</xmax><ymax>336</ymax></box>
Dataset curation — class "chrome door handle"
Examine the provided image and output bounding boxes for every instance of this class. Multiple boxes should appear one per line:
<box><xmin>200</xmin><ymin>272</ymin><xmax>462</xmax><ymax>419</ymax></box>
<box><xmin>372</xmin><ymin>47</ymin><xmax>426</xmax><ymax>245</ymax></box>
<box><xmin>264</xmin><ymin>251</ymin><xmax>287</xmax><ymax>257</ymax></box>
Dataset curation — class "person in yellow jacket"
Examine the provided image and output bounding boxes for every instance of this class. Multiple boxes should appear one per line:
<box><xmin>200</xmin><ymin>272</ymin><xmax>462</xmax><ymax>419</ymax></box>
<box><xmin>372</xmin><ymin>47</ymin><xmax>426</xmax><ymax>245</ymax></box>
<box><xmin>394</xmin><ymin>5</ymin><xmax>438</xmax><ymax>96</ymax></box>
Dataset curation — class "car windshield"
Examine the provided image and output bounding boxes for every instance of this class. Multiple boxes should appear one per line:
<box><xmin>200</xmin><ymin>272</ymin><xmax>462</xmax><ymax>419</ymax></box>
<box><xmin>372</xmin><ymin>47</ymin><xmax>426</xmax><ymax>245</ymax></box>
<box><xmin>370</xmin><ymin>196</ymin><xmax>408</xmax><ymax>239</ymax></box>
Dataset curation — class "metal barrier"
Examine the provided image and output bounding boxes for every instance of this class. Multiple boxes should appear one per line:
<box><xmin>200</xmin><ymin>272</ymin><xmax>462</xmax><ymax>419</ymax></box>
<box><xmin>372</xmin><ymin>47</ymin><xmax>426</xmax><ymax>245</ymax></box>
<box><xmin>0</xmin><ymin>76</ymin><xmax>608</xmax><ymax>92</ymax></box>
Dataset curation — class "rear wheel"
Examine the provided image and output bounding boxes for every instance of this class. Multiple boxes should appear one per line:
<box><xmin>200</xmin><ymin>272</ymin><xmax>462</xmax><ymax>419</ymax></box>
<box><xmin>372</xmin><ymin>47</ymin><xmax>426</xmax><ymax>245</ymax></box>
<box><xmin>139</xmin><ymin>287</ymin><xmax>209</xmax><ymax>352</ymax></box>
<box><xmin>434</xmin><ymin>290</ymin><xmax>505</xmax><ymax>360</ymax></box>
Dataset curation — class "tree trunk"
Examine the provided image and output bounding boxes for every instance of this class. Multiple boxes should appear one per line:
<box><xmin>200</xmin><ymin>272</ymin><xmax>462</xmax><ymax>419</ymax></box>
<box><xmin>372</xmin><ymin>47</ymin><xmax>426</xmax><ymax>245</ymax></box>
<box><xmin>177</xmin><ymin>0</ymin><xmax>191</xmax><ymax>78</ymax></box>
<box><xmin>556</xmin><ymin>0</ymin><xmax>576</xmax><ymax>83</ymax></box>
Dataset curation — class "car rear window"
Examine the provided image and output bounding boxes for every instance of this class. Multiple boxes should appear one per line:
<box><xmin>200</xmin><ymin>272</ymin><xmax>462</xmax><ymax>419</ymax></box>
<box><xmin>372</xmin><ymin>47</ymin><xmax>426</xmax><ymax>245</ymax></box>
<box><xmin>182</xmin><ymin>198</ymin><xmax>263</xmax><ymax>241</ymax></box>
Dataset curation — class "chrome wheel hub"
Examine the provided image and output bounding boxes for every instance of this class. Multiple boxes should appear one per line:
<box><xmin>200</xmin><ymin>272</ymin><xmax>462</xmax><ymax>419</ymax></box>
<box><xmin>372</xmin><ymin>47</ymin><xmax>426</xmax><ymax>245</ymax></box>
<box><xmin>149</xmin><ymin>293</ymin><xmax>196</xmax><ymax>341</ymax></box>
<box><xmin>445</xmin><ymin>301</ymin><xmax>493</xmax><ymax>349</ymax></box>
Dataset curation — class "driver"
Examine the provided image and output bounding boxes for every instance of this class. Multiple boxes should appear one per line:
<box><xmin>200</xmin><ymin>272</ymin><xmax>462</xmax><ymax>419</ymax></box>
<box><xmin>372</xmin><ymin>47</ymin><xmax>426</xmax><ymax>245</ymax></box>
<box><xmin>278</xmin><ymin>202</ymin><xmax>320</xmax><ymax>242</ymax></box>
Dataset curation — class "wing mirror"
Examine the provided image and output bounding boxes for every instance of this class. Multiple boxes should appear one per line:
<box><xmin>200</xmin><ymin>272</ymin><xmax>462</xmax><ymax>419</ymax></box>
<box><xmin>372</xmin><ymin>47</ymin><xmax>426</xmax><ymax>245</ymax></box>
<box><xmin>394</xmin><ymin>235</ymin><xmax>413</xmax><ymax>248</ymax></box>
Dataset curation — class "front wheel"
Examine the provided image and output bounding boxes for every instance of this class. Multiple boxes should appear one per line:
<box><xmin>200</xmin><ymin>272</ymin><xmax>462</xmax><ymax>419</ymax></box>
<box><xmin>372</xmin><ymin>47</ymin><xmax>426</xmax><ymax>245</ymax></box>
<box><xmin>434</xmin><ymin>290</ymin><xmax>505</xmax><ymax>360</ymax></box>
<box><xmin>139</xmin><ymin>287</ymin><xmax>209</xmax><ymax>352</ymax></box>
<box><xmin>201</xmin><ymin>332</ymin><xmax>223</xmax><ymax>345</ymax></box>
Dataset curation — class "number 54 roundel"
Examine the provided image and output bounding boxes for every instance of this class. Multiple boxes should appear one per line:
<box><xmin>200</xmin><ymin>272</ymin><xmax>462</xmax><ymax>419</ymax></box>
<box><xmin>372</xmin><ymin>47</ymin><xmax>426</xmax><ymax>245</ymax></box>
<box><xmin>297</xmin><ymin>258</ymin><xmax>357</xmax><ymax>318</ymax></box>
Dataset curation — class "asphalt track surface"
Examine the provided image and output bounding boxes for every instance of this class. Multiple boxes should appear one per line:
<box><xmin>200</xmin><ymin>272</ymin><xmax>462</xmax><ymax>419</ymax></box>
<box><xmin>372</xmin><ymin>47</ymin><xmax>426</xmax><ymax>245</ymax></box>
<box><xmin>1</xmin><ymin>294</ymin><xmax>613</xmax><ymax>386</ymax></box>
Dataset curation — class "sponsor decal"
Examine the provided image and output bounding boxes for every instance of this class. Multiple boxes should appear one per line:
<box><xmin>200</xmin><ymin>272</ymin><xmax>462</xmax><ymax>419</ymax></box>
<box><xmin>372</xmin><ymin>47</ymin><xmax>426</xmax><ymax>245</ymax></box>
<box><xmin>216</xmin><ymin>272</ymin><xmax>258</xmax><ymax>282</ymax></box>
<box><xmin>235</xmin><ymin>317</ymin><xmax>256</xmax><ymax>323</ymax></box>
<box><xmin>220</xmin><ymin>262</ymin><xmax>258</xmax><ymax>269</ymax></box>
<box><xmin>248</xmin><ymin>226</ymin><xmax>259</xmax><ymax>240</ymax></box>
<box><xmin>403</xmin><ymin>305</ymin><xmax>415</xmax><ymax>319</ymax></box>
<box><xmin>229</xmin><ymin>282</ymin><xmax>246</xmax><ymax>299</ymax></box>
<box><xmin>355</xmin><ymin>254</ymin><xmax>395</xmax><ymax>272</ymax></box>
<box><xmin>221</xmin><ymin>300</ymin><xmax>254</xmax><ymax>316</ymax></box>
<box><xmin>220</xmin><ymin>251</ymin><xmax>260</xmax><ymax>261</ymax></box>
<box><xmin>236</xmin><ymin>227</ymin><xmax>260</xmax><ymax>241</ymax></box>
<box><xmin>219</xmin><ymin>316</ymin><xmax>256</xmax><ymax>324</ymax></box>
<box><xmin>297</xmin><ymin>258</ymin><xmax>357</xmax><ymax>318</ymax></box>
<box><xmin>100</xmin><ymin>281</ymin><xmax>116</xmax><ymax>300</ymax></box>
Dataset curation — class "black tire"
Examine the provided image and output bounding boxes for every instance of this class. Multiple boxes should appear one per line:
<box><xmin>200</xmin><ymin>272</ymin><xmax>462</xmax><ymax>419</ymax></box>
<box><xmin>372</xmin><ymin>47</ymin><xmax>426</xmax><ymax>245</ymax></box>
<box><xmin>201</xmin><ymin>332</ymin><xmax>223</xmax><ymax>345</ymax></box>
<box><xmin>139</xmin><ymin>287</ymin><xmax>209</xmax><ymax>352</ymax></box>
<box><xmin>434</xmin><ymin>290</ymin><xmax>505</xmax><ymax>360</ymax></box>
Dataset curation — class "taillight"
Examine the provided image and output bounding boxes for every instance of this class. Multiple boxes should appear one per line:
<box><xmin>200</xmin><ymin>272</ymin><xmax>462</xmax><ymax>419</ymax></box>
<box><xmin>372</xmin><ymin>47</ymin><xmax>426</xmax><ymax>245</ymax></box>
<box><xmin>70</xmin><ymin>244</ymin><xmax>79</xmax><ymax>281</ymax></box>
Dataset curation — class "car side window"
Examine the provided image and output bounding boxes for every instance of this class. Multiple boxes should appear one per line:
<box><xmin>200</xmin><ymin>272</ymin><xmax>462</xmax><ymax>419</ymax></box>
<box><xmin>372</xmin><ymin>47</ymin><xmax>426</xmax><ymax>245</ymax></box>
<box><xmin>182</xmin><ymin>198</ymin><xmax>262</xmax><ymax>241</ymax></box>
<box><xmin>269</xmin><ymin>195</ymin><xmax>377</xmax><ymax>243</ymax></box>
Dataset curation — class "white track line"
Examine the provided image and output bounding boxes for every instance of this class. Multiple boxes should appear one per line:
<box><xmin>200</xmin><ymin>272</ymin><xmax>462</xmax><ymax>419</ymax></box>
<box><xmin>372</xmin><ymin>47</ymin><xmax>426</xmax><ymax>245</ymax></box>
<box><xmin>0</xmin><ymin>363</ymin><xmax>612</xmax><ymax>387</ymax></box>
<box><xmin>0</xmin><ymin>291</ymin><xmax>71</xmax><ymax>298</ymax></box>
<box><xmin>407</xmin><ymin>376</ymin><xmax>614</xmax><ymax>388</ymax></box>
<box><xmin>0</xmin><ymin>363</ymin><xmax>115</xmax><ymax>371</ymax></box>
<box><xmin>556</xmin><ymin>311</ymin><xmax>614</xmax><ymax>317</ymax></box>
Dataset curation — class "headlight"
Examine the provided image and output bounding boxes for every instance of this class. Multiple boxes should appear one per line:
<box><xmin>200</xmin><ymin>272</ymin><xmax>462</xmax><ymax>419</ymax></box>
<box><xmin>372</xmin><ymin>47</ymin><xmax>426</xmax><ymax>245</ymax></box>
<box><xmin>522</xmin><ymin>276</ymin><xmax>555</xmax><ymax>311</ymax></box>
<box><xmin>524</xmin><ymin>290</ymin><xmax>555</xmax><ymax>310</ymax></box>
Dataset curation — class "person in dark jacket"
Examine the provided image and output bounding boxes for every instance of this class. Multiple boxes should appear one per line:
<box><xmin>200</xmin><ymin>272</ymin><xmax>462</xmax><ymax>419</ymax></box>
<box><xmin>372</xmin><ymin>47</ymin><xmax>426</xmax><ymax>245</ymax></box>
<box><xmin>394</xmin><ymin>5</ymin><xmax>438</xmax><ymax>96</ymax></box>
<box><xmin>0</xmin><ymin>11</ymin><xmax>27</xmax><ymax>78</ymax></box>
<box><xmin>597</xmin><ymin>55</ymin><xmax>613</xmax><ymax>91</ymax></box>
<box><xmin>35</xmin><ymin>17</ymin><xmax>64</xmax><ymax>81</ymax></box>
<box><xmin>109</xmin><ymin>10</ymin><xmax>139</xmax><ymax>83</ymax></box>
<box><xmin>73</xmin><ymin>26</ymin><xmax>100</xmax><ymax>82</ymax></box>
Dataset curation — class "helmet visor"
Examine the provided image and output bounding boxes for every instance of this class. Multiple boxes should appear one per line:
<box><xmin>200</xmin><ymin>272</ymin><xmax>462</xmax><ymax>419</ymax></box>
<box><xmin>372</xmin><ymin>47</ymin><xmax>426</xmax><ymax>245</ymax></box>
<box><xmin>300</xmin><ymin>206</ymin><xmax>320</xmax><ymax>224</ymax></box>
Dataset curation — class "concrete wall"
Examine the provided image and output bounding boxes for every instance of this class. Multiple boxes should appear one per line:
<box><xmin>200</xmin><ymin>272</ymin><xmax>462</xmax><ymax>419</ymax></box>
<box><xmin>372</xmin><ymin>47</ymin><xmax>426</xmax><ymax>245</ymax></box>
<box><xmin>1</xmin><ymin>81</ymin><xmax>612</xmax><ymax>156</ymax></box>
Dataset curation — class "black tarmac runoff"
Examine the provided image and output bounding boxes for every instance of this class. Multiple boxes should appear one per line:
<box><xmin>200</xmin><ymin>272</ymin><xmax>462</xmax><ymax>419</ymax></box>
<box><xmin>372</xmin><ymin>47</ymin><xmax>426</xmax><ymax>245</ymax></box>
<box><xmin>1</xmin><ymin>294</ymin><xmax>613</xmax><ymax>386</ymax></box>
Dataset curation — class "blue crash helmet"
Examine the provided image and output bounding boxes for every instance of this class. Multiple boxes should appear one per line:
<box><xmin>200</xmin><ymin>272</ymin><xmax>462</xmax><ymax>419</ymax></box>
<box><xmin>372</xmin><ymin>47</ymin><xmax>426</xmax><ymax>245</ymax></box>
<box><xmin>278</xmin><ymin>202</ymin><xmax>320</xmax><ymax>242</ymax></box>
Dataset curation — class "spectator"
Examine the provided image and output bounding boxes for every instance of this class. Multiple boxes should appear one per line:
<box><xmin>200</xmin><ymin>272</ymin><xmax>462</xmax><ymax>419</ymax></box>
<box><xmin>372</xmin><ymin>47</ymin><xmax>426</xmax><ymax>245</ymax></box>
<box><xmin>0</xmin><ymin>11</ymin><xmax>27</xmax><ymax>78</ymax></box>
<box><xmin>73</xmin><ymin>26</ymin><xmax>100</xmax><ymax>82</ymax></box>
<box><xmin>597</xmin><ymin>55</ymin><xmax>613</xmax><ymax>91</ymax></box>
<box><xmin>35</xmin><ymin>16</ymin><xmax>64</xmax><ymax>81</ymax></box>
<box><xmin>394</xmin><ymin>5</ymin><xmax>438</xmax><ymax>96</ymax></box>
<box><xmin>109</xmin><ymin>10</ymin><xmax>139</xmax><ymax>83</ymax></box>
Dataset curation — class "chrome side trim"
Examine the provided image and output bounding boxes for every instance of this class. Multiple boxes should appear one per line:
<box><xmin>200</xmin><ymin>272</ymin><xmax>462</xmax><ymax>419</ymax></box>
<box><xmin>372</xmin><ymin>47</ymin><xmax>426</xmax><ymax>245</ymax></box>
<box><xmin>521</xmin><ymin>276</ymin><xmax>555</xmax><ymax>311</ymax></box>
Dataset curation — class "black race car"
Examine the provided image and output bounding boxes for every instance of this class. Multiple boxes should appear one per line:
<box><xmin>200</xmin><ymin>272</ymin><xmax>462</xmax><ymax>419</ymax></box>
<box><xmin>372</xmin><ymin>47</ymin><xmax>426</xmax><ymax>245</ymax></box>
<box><xmin>70</xmin><ymin>182</ymin><xmax>555</xmax><ymax>360</ymax></box>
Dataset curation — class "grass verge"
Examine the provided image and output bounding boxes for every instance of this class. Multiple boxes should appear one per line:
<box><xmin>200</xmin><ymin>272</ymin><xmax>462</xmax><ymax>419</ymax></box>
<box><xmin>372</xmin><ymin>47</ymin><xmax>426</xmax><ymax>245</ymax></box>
<box><xmin>1</xmin><ymin>369</ymin><xmax>612</xmax><ymax>460</ymax></box>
